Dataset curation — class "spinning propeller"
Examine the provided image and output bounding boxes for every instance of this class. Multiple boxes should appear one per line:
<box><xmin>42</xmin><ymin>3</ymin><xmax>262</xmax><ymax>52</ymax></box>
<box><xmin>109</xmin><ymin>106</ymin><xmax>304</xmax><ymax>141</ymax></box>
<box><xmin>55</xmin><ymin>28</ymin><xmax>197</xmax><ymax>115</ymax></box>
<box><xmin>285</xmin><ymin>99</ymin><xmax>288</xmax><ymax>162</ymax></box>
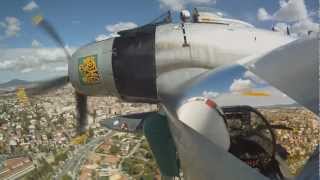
<box><xmin>2</xmin><ymin>15</ymin><xmax>88</xmax><ymax>134</ymax></box>
<box><xmin>34</xmin><ymin>15</ymin><xmax>89</xmax><ymax>134</ymax></box>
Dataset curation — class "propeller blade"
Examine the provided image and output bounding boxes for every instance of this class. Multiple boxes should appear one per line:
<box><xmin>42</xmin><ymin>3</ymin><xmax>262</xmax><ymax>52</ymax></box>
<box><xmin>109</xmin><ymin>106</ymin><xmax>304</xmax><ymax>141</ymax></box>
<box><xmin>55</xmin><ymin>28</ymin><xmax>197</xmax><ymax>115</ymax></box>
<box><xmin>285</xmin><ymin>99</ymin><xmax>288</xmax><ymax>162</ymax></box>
<box><xmin>33</xmin><ymin>15</ymin><xmax>89</xmax><ymax>134</ymax></box>
<box><xmin>27</xmin><ymin>76</ymin><xmax>69</xmax><ymax>95</ymax></box>
<box><xmin>75</xmin><ymin>92</ymin><xmax>88</xmax><ymax>134</ymax></box>
<box><xmin>33</xmin><ymin>15</ymin><xmax>72</xmax><ymax>61</ymax></box>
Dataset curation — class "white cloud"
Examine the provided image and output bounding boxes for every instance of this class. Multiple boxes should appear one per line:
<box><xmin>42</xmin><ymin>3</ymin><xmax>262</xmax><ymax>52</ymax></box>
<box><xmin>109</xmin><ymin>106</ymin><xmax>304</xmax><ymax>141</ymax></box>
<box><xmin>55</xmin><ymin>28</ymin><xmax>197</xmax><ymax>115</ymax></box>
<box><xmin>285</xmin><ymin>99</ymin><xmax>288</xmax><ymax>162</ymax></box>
<box><xmin>258</xmin><ymin>0</ymin><xmax>308</xmax><ymax>22</ymax></box>
<box><xmin>272</xmin><ymin>22</ymin><xmax>318</xmax><ymax>37</ymax></box>
<box><xmin>203</xmin><ymin>91</ymin><xmax>219</xmax><ymax>99</ymax></box>
<box><xmin>21</xmin><ymin>68</ymin><xmax>33</xmax><ymax>73</ymax></box>
<box><xmin>31</xmin><ymin>40</ymin><xmax>42</xmax><ymax>48</ymax></box>
<box><xmin>273</xmin><ymin>0</ymin><xmax>308</xmax><ymax>22</ymax></box>
<box><xmin>257</xmin><ymin>8</ymin><xmax>272</xmax><ymax>21</ymax></box>
<box><xmin>22</xmin><ymin>1</ymin><xmax>39</xmax><ymax>12</ymax></box>
<box><xmin>95</xmin><ymin>34</ymin><xmax>117</xmax><ymax>42</ymax></box>
<box><xmin>0</xmin><ymin>17</ymin><xmax>21</xmax><ymax>38</ymax></box>
<box><xmin>230</xmin><ymin>78</ymin><xmax>253</xmax><ymax>93</ymax></box>
<box><xmin>53</xmin><ymin>65</ymin><xmax>68</xmax><ymax>72</ymax></box>
<box><xmin>243</xmin><ymin>71</ymin><xmax>267</xmax><ymax>84</ymax></box>
<box><xmin>95</xmin><ymin>22</ymin><xmax>137</xmax><ymax>41</ymax></box>
<box><xmin>159</xmin><ymin>0</ymin><xmax>216</xmax><ymax>11</ymax></box>
<box><xmin>0</xmin><ymin>48</ymin><xmax>75</xmax><ymax>73</ymax></box>
<box><xmin>215</xmin><ymin>87</ymin><xmax>296</xmax><ymax>107</ymax></box>
<box><xmin>257</xmin><ymin>0</ymin><xmax>319</xmax><ymax>36</ymax></box>
<box><xmin>159</xmin><ymin>0</ymin><xmax>185</xmax><ymax>11</ymax></box>
<box><xmin>291</xmin><ymin>18</ymin><xmax>319</xmax><ymax>35</ymax></box>
<box><xmin>105</xmin><ymin>22</ymin><xmax>138</xmax><ymax>33</ymax></box>
<box><xmin>274</xmin><ymin>22</ymin><xmax>289</xmax><ymax>34</ymax></box>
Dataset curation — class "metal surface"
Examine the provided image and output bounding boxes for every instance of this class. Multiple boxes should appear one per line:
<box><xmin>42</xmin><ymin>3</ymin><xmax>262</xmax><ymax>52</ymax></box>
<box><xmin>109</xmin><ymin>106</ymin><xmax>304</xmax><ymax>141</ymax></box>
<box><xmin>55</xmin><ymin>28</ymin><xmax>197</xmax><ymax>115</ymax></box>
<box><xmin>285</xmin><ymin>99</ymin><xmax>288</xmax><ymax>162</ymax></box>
<box><xmin>29</xmin><ymin>13</ymin><xmax>319</xmax><ymax>180</ymax></box>
<box><xmin>69</xmin><ymin>38</ymin><xmax>118</xmax><ymax>96</ymax></box>
<box><xmin>176</xmin><ymin>97</ymin><xmax>230</xmax><ymax>150</ymax></box>
<box><xmin>240</xmin><ymin>37</ymin><xmax>319</xmax><ymax>115</ymax></box>
<box><xmin>155</xmin><ymin>23</ymin><xmax>294</xmax><ymax>76</ymax></box>
<box><xmin>162</xmin><ymin>105</ymin><xmax>268</xmax><ymax>180</ymax></box>
<box><xmin>100</xmin><ymin>112</ymin><xmax>157</xmax><ymax>133</ymax></box>
<box><xmin>68</xmin><ymin>21</ymin><xmax>294</xmax><ymax>99</ymax></box>
<box><xmin>157</xmin><ymin>62</ymin><xmax>305</xmax><ymax>179</ymax></box>
<box><xmin>112</xmin><ymin>25</ymin><xmax>157</xmax><ymax>102</ymax></box>
<box><xmin>144</xmin><ymin>114</ymin><xmax>180</xmax><ymax>177</ymax></box>
<box><xmin>159</xmin><ymin>64</ymin><xmax>296</xmax><ymax>108</ymax></box>
<box><xmin>68</xmin><ymin>19</ymin><xmax>309</xmax><ymax>179</ymax></box>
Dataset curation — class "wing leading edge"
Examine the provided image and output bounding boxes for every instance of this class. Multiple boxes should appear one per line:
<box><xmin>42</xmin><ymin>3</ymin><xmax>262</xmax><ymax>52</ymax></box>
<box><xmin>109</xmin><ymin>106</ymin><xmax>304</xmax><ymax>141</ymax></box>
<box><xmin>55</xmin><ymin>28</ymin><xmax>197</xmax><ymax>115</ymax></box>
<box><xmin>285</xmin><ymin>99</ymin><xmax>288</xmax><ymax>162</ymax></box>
<box><xmin>239</xmin><ymin>36</ymin><xmax>319</xmax><ymax>115</ymax></box>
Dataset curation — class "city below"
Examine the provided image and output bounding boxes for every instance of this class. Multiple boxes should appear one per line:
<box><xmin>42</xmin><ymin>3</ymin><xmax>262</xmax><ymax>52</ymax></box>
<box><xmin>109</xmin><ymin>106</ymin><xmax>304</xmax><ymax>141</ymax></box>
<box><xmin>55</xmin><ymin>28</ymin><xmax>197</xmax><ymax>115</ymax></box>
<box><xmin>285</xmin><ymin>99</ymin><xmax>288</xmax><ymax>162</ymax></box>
<box><xmin>0</xmin><ymin>84</ymin><xmax>318</xmax><ymax>180</ymax></box>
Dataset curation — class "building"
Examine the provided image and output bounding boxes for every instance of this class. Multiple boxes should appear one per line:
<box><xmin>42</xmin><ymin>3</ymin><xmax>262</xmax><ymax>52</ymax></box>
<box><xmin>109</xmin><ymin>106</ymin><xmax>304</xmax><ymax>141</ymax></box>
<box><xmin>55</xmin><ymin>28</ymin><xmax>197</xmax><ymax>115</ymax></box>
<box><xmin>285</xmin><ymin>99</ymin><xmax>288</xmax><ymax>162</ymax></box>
<box><xmin>0</xmin><ymin>157</ymin><xmax>35</xmax><ymax>180</ymax></box>
<box><xmin>79</xmin><ymin>167</ymin><xmax>94</xmax><ymax>180</ymax></box>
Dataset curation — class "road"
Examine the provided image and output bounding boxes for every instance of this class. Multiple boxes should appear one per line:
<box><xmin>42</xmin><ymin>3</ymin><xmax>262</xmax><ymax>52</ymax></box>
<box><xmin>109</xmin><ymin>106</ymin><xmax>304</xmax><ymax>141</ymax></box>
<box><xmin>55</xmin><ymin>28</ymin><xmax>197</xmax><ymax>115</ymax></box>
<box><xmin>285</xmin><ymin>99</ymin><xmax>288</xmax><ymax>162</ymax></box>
<box><xmin>118</xmin><ymin>138</ymin><xmax>143</xmax><ymax>170</ymax></box>
<box><xmin>54</xmin><ymin>131</ymin><xmax>114</xmax><ymax>179</ymax></box>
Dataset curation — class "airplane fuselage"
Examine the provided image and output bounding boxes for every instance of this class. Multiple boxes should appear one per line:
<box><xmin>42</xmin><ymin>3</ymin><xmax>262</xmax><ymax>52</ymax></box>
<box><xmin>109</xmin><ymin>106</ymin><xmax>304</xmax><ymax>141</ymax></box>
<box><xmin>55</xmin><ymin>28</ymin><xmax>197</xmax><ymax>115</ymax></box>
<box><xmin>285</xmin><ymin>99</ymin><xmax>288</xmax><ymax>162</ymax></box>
<box><xmin>69</xmin><ymin>22</ymin><xmax>295</xmax><ymax>100</ymax></box>
<box><xmin>68</xmin><ymin>19</ymin><xmax>297</xmax><ymax>180</ymax></box>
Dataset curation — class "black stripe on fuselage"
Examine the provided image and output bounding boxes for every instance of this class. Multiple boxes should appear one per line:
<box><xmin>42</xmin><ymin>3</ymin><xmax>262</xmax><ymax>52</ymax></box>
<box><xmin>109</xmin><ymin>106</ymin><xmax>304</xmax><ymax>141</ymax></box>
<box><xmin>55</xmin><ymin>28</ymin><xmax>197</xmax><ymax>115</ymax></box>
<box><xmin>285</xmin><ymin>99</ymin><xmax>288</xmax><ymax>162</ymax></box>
<box><xmin>111</xmin><ymin>25</ymin><xmax>158</xmax><ymax>103</ymax></box>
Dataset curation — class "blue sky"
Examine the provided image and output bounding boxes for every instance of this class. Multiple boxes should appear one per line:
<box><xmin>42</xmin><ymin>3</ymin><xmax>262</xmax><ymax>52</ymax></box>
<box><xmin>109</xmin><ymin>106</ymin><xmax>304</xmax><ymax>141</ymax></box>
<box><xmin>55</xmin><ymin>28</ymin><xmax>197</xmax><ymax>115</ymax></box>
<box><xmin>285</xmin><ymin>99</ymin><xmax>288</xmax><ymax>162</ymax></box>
<box><xmin>0</xmin><ymin>0</ymin><xmax>318</xmax><ymax>83</ymax></box>
<box><xmin>0</xmin><ymin>0</ymin><xmax>317</xmax><ymax>48</ymax></box>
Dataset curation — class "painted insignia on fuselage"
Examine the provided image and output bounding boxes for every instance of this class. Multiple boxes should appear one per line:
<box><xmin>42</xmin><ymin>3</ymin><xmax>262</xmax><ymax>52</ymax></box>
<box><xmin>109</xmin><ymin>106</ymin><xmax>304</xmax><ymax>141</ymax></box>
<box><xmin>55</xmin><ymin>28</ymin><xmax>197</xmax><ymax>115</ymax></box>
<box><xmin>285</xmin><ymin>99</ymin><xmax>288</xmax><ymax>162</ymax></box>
<box><xmin>78</xmin><ymin>55</ymin><xmax>101</xmax><ymax>85</ymax></box>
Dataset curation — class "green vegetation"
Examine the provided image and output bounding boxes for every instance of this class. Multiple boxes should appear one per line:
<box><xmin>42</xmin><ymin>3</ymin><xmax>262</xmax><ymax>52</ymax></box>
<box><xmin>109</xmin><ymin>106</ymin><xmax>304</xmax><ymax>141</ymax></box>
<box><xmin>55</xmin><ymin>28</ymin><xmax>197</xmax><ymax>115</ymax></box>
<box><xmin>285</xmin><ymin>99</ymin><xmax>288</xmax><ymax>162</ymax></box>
<box><xmin>61</xmin><ymin>174</ymin><xmax>72</xmax><ymax>180</ymax></box>
<box><xmin>122</xmin><ymin>156</ymin><xmax>157</xmax><ymax>177</ymax></box>
<box><xmin>139</xmin><ymin>175</ymin><xmax>154</xmax><ymax>180</ymax></box>
<box><xmin>88</xmin><ymin>128</ymin><xmax>94</xmax><ymax>139</ymax></box>
<box><xmin>53</xmin><ymin>151</ymin><xmax>68</xmax><ymax>165</ymax></box>
<box><xmin>140</xmin><ymin>141</ymin><xmax>149</xmax><ymax>151</ymax></box>
<box><xmin>122</xmin><ymin>157</ymin><xmax>144</xmax><ymax>176</ymax></box>
<box><xmin>95</xmin><ymin>147</ymin><xmax>105</xmax><ymax>154</ymax></box>
<box><xmin>109</xmin><ymin>144</ymin><xmax>120</xmax><ymax>155</ymax></box>
<box><xmin>23</xmin><ymin>158</ymin><xmax>53</xmax><ymax>180</ymax></box>
<box><xmin>111</xmin><ymin>135</ymin><xmax>120</xmax><ymax>140</ymax></box>
<box><xmin>98</xmin><ymin>176</ymin><xmax>110</xmax><ymax>180</ymax></box>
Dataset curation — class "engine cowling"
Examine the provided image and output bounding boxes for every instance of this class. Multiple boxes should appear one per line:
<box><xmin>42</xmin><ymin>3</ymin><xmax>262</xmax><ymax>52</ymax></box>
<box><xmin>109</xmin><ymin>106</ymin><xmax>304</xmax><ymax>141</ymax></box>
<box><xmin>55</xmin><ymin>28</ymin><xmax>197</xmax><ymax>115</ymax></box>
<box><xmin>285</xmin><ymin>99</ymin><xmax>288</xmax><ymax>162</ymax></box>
<box><xmin>68</xmin><ymin>38</ymin><xmax>119</xmax><ymax>97</ymax></box>
<box><xmin>68</xmin><ymin>25</ymin><xmax>158</xmax><ymax>103</ymax></box>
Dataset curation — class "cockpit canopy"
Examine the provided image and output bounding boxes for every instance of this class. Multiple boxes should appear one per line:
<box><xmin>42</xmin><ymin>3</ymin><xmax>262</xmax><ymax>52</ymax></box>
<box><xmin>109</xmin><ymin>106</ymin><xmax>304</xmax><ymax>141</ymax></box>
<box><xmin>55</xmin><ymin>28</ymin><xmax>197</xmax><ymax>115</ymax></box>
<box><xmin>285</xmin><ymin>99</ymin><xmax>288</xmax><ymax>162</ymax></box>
<box><xmin>193</xmin><ymin>7</ymin><xmax>226</xmax><ymax>23</ymax></box>
<box><xmin>191</xmin><ymin>7</ymin><xmax>254</xmax><ymax>28</ymax></box>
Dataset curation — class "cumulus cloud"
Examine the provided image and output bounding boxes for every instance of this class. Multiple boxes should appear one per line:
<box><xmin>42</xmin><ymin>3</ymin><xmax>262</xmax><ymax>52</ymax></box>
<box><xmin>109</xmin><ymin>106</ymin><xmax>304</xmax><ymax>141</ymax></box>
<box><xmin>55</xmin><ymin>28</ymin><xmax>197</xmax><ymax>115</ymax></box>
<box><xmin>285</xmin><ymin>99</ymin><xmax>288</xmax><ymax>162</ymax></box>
<box><xmin>230</xmin><ymin>78</ymin><xmax>253</xmax><ymax>93</ymax></box>
<box><xmin>273</xmin><ymin>22</ymin><xmax>290</xmax><ymax>34</ymax></box>
<box><xmin>159</xmin><ymin>0</ymin><xmax>216</xmax><ymax>11</ymax></box>
<box><xmin>291</xmin><ymin>18</ymin><xmax>319</xmax><ymax>35</ymax></box>
<box><xmin>0</xmin><ymin>17</ymin><xmax>21</xmax><ymax>38</ymax></box>
<box><xmin>159</xmin><ymin>0</ymin><xmax>185</xmax><ymax>11</ymax></box>
<box><xmin>203</xmin><ymin>91</ymin><xmax>220</xmax><ymax>99</ymax></box>
<box><xmin>0</xmin><ymin>48</ymin><xmax>75</xmax><ymax>73</ymax></box>
<box><xmin>243</xmin><ymin>71</ymin><xmax>266</xmax><ymax>84</ymax></box>
<box><xmin>215</xmin><ymin>87</ymin><xmax>296</xmax><ymax>107</ymax></box>
<box><xmin>22</xmin><ymin>1</ymin><xmax>39</xmax><ymax>12</ymax></box>
<box><xmin>96</xmin><ymin>22</ymin><xmax>138</xmax><ymax>42</ymax></box>
<box><xmin>21</xmin><ymin>68</ymin><xmax>33</xmax><ymax>73</ymax></box>
<box><xmin>105</xmin><ymin>22</ymin><xmax>138</xmax><ymax>33</ymax></box>
<box><xmin>95</xmin><ymin>34</ymin><xmax>116</xmax><ymax>42</ymax></box>
<box><xmin>31</xmin><ymin>40</ymin><xmax>42</xmax><ymax>48</ymax></box>
<box><xmin>274</xmin><ymin>0</ymin><xmax>308</xmax><ymax>22</ymax></box>
<box><xmin>257</xmin><ymin>8</ymin><xmax>272</xmax><ymax>21</ymax></box>
<box><xmin>257</xmin><ymin>0</ymin><xmax>319</xmax><ymax>36</ymax></box>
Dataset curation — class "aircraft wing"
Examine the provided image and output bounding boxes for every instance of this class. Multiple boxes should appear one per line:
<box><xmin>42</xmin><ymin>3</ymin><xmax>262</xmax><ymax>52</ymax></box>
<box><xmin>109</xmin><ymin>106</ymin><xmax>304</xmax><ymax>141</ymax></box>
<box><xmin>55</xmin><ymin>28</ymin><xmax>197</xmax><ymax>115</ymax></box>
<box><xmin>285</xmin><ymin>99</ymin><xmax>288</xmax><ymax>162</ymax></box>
<box><xmin>158</xmin><ymin>36</ymin><xmax>317</xmax><ymax>180</ymax></box>
<box><xmin>100</xmin><ymin>111</ymin><xmax>158</xmax><ymax>133</ymax></box>
<box><xmin>160</xmin><ymin>37</ymin><xmax>318</xmax><ymax>114</ymax></box>
<box><xmin>238</xmin><ymin>36</ymin><xmax>318</xmax><ymax>115</ymax></box>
